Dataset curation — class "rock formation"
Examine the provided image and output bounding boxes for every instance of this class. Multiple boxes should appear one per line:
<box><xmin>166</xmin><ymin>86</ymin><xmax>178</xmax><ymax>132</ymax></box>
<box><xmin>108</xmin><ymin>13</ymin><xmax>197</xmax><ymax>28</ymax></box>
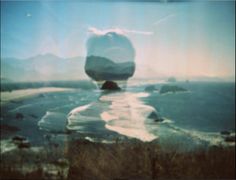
<box><xmin>160</xmin><ymin>85</ymin><xmax>187</xmax><ymax>94</ymax></box>
<box><xmin>101</xmin><ymin>81</ymin><xmax>121</xmax><ymax>90</ymax></box>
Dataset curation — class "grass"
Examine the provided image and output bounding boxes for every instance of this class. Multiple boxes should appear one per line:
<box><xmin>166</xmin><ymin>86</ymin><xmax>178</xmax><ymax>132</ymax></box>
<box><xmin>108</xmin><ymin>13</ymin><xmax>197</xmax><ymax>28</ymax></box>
<box><xmin>67</xmin><ymin>139</ymin><xmax>235</xmax><ymax>180</ymax></box>
<box><xmin>1</xmin><ymin>139</ymin><xmax>235</xmax><ymax>180</ymax></box>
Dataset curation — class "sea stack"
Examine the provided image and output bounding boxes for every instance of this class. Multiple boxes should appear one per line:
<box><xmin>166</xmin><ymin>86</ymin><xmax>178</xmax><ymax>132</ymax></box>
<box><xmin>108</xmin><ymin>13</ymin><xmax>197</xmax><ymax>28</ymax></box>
<box><xmin>101</xmin><ymin>81</ymin><xmax>121</xmax><ymax>90</ymax></box>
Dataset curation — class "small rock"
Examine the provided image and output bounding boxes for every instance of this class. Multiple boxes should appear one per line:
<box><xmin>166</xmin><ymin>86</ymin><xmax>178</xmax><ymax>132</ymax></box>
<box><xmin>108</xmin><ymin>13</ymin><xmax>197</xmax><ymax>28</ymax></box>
<box><xmin>225</xmin><ymin>136</ymin><xmax>235</xmax><ymax>142</ymax></box>
<box><xmin>18</xmin><ymin>140</ymin><xmax>31</xmax><ymax>149</ymax></box>
<box><xmin>154</xmin><ymin>118</ymin><xmax>164</xmax><ymax>122</ymax></box>
<box><xmin>15</xmin><ymin>113</ymin><xmax>24</xmax><ymax>120</ymax></box>
<box><xmin>148</xmin><ymin>111</ymin><xmax>164</xmax><ymax>122</ymax></box>
<box><xmin>12</xmin><ymin>135</ymin><xmax>26</xmax><ymax>142</ymax></box>
<box><xmin>12</xmin><ymin>135</ymin><xmax>31</xmax><ymax>149</ymax></box>
<box><xmin>220</xmin><ymin>131</ymin><xmax>231</xmax><ymax>135</ymax></box>
<box><xmin>38</xmin><ymin>94</ymin><xmax>46</xmax><ymax>98</ymax></box>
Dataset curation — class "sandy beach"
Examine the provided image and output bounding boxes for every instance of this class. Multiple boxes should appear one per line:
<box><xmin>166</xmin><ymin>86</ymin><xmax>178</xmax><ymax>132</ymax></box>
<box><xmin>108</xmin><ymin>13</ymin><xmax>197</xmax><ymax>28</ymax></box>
<box><xmin>1</xmin><ymin>87</ymin><xmax>75</xmax><ymax>105</ymax></box>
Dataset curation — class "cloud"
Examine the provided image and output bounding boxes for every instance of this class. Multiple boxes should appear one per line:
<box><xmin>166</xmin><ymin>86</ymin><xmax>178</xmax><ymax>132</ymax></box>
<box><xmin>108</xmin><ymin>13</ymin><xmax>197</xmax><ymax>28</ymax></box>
<box><xmin>123</xmin><ymin>29</ymin><xmax>154</xmax><ymax>35</ymax></box>
<box><xmin>153</xmin><ymin>13</ymin><xmax>176</xmax><ymax>26</ymax></box>
<box><xmin>88</xmin><ymin>27</ymin><xmax>124</xmax><ymax>35</ymax></box>
<box><xmin>88</xmin><ymin>27</ymin><xmax>153</xmax><ymax>36</ymax></box>
<box><xmin>87</xmin><ymin>29</ymin><xmax>135</xmax><ymax>63</ymax></box>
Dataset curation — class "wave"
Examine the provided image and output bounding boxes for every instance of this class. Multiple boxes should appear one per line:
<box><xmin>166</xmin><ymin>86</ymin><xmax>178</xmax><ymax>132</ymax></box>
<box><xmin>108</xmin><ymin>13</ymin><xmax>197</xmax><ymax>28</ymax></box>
<box><xmin>38</xmin><ymin>111</ymin><xmax>67</xmax><ymax>133</ymax></box>
<box><xmin>148</xmin><ymin>118</ymin><xmax>235</xmax><ymax>148</ymax></box>
<box><xmin>67</xmin><ymin>103</ymin><xmax>92</xmax><ymax>117</ymax></box>
<box><xmin>159</xmin><ymin>90</ymin><xmax>191</xmax><ymax>96</ymax></box>
<box><xmin>0</xmin><ymin>139</ymin><xmax>18</xmax><ymax>154</ymax></box>
<box><xmin>167</xmin><ymin>124</ymin><xmax>234</xmax><ymax>147</ymax></box>
<box><xmin>67</xmin><ymin>102</ymin><xmax>107</xmax><ymax>133</ymax></box>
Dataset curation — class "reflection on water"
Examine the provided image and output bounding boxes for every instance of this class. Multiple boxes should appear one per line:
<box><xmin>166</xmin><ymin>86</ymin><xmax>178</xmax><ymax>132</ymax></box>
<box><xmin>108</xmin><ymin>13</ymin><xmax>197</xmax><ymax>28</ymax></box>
<box><xmin>100</xmin><ymin>92</ymin><xmax>157</xmax><ymax>141</ymax></box>
<box><xmin>66</xmin><ymin>89</ymin><xmax>159</xmax><ymax>141</ymax></box>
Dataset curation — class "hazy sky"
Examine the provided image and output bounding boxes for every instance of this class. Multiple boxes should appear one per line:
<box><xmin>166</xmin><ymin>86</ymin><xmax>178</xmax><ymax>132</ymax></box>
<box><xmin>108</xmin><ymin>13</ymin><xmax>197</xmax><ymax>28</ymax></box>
<box><xmin>1</xmin><ymin>1</ymin><xmax>235</xmax><ymax>79</ymax></box>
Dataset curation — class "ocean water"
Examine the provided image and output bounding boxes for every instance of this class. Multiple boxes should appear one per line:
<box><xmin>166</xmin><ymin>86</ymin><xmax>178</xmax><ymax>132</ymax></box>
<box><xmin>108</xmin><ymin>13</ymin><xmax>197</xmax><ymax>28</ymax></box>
<box><xmin>60</xmin><ymin>81</ymin><xmax>235</xmax><ymax>147</ymax></box>
<box><xmin>1</xmin><ymin>81</ymin><xmax>235</xmax><ymax>150</ymax></box>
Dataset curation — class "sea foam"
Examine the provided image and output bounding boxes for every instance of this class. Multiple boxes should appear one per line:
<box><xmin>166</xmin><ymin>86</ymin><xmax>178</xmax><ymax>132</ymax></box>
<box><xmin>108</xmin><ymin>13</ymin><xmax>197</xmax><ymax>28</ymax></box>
<box><xmin>38</xmin><ymin>111</ymin><xmax>67</xmax><ymax>133</ymax></box>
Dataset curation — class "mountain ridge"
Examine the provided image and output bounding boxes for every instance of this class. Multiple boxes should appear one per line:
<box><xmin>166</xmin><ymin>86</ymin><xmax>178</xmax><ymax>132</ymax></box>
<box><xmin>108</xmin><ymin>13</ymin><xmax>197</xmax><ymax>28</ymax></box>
<box><xmin>1</xmin><ymin>54</ymin><xmax>87</xmax><ymax>82</ymax></box>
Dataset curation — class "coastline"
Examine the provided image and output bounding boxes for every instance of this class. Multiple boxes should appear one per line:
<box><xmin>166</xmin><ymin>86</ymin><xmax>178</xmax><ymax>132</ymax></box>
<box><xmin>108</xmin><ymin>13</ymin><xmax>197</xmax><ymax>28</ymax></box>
<box><xmin>0</xmin><ymin>82</ymin><xmax>235</xmax><ymax>179</ymax></box>
<box><xmin>0</xmin><ymin>87</ymin><xmax>75</xmax><ymax>105</ymax></box>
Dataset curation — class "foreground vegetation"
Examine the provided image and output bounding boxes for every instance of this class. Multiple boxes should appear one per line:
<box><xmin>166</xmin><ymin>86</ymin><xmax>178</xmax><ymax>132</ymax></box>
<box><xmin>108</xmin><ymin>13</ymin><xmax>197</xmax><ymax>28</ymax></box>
<box><xmin>1</xmin><ymin>139</ymin><xmax>235</xmax><ymax>180</ymax></box>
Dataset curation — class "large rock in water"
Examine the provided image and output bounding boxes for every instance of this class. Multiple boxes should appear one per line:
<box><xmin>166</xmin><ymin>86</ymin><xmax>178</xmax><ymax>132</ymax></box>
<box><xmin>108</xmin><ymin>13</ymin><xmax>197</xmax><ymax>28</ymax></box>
<box><xmin>101</xmin><ymin>81</ymin><xmax>121</xmax><ymax>90</ymax></box>
<box><xmin>147</xmin><ymin>111</ymin><xmax>164</xmax><ymax>122</ymax></box>
<box><xmin>160</xmin><ymin>85</ymin><xmax>187</xmax><ymax>94</ymax></box>
<box><xmin>85</xmin><ymin>31</ymin><xmax>135</xmax><ymax>87</ymax></box>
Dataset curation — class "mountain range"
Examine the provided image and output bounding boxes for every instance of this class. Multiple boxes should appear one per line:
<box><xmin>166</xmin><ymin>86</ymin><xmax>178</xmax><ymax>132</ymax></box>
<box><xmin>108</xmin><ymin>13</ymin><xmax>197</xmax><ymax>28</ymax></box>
<box><xmin>1</xmin><ymin>54</ymin><xmax>87</xmax><ymax>82</ymax></box>
<box><xmin>1</xmin><ymin>54</ymin><xmax>233</xmax><ymax>83</ymax></box>
<box><xmin>85</xmin><ymin>56</ymin><xmax>135</xmax><ymax>81</ymax></box>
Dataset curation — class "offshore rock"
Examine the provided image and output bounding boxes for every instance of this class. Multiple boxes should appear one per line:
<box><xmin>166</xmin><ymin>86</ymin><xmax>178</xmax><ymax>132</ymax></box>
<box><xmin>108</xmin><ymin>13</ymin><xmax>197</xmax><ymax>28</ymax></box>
<box><xmin>101</xmin><ymin>81</ymin><xmax>121</xmax><ymax>90</ymax></box>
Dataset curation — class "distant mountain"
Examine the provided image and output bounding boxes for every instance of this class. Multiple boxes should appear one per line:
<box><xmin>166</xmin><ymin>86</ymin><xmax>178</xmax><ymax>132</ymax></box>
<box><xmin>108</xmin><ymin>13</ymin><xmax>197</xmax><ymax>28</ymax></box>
<box><xmin>85</xmin><ymin>56</ymin><xmax>135</xmax><ymax>81</ymax></box>
<box><xmin>190</xmin><ymin>76</ymin><xmax>224</xmax><ymax>82</ymax></box>
<box><xmin>1</xmin><ymin>54</ymin><xmax>232</xmax><ymax>83</ymax></box>
<box><xmin>1</xmin><ymin>54</ymin><xmax>88</xmax><ymax>82</ymax></box>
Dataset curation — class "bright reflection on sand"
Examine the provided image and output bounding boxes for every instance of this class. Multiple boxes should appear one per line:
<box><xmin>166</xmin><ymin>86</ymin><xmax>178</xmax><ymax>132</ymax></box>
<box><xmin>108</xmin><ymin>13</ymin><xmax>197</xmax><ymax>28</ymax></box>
<box><xmin>100</xmin><ymin>92</ymin><xmax>157</xmax><ymax>141</ymax></box>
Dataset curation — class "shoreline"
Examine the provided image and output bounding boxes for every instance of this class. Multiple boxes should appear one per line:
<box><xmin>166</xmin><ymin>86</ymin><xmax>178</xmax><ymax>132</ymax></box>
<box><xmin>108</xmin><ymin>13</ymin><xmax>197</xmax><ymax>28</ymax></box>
<box><xmin>0</xmin><ymin>87</ymin><xmax>75</xmax><ymax>105</ymax></box>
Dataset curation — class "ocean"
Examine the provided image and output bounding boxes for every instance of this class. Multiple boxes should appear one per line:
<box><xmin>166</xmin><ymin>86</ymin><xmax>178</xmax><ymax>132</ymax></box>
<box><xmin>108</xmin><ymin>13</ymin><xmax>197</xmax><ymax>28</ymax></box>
<box><xmin>1</xmin><ymin>81</ymin><xmax>235</xmax><ymax>151</ymax></box>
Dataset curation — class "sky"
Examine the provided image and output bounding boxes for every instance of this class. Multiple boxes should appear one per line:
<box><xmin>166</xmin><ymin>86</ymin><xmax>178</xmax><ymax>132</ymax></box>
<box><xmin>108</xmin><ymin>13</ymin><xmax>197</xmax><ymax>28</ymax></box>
<box><xmin>1</xmin><ymin>1</ymin><xmax>235</xmax><ymax>79</ymax></box>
